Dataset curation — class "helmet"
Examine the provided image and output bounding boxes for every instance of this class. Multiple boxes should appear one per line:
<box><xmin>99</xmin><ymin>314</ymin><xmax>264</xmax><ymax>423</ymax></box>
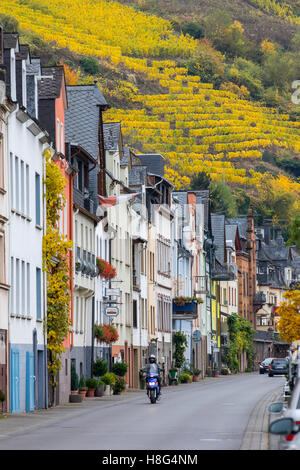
<box><xmin>149</xmin><ymin>354</ymin><xmax>156</xmax><ymax>364</ymax></box>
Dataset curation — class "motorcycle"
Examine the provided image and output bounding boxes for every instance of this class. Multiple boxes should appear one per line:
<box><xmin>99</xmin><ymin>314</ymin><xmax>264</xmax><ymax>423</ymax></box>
<box><xmin>146</xmin><ymin>373</ymin><xmax>160</xmax><ymax>404</ymax></box>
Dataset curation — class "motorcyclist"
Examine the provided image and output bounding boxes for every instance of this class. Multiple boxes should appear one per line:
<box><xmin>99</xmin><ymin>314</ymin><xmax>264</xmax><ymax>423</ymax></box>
<box><xmin>145</xmin><ymin>354</ymin><xmax>161</xmax><ymax>396</ymax></box>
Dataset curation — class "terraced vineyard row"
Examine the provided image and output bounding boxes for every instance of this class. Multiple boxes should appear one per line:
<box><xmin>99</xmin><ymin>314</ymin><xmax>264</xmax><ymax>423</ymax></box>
<box><xmin>4</xmin><ymin>0</ymin><xmax>300</xmax><ymax>193</ymax></box>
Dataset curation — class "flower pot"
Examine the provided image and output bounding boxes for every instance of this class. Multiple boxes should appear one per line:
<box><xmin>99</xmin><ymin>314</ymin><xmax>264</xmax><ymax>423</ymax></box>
<box><xmin>71</xmin><ymin>390</ymin><xmax>79</xmax><ymax>395</ymax></box>
<box><xmin>86</xmin><ymin>388</ymin><xmax>95</xmax><ymax>397</ymax></box>
<box><xmin>193</xmin><ymin>375</ymin><xmax>200</xmax><ymax>382</ymax></box>
<box><xmin>103</xmin><ymin>384</ymin><xmax>110</xmax><ymax>396</ymax></box>
<box><xmin>79</xmin><ymin>390</ymin><xmax>87</xmax><ymax>398</ymax></box>
<box><xmin>95</xmin><ymin>383</ymin><xmax>105</xmax><ymax>397</ymax></box>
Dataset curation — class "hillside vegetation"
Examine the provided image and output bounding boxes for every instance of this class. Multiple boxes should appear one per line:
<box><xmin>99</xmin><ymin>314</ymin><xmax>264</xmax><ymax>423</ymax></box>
<box><xmin>1</xmin><ymin>0</ymin><xmax>300</xmax><ymax>233</ymax></box>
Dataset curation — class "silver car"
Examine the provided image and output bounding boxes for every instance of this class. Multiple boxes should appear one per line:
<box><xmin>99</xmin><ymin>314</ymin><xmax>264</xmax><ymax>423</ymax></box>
<box><xmin>269</xmin><ymin>379</ymin><xmax>300</xmax><ymax>450</ymax></box>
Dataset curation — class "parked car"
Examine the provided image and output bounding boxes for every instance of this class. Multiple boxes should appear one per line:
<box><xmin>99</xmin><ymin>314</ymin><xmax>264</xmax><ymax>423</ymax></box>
<box><xmin>259</xmin><ymin>357</ymin><xmax>274</xmax><ymax>374</ymax></box>
<box><xmin>268</xmin><ymin>358</ymin><xmax>288</xmax><ymax>377</ymax></box>
<box><xmin>269</xmin><ymin>378</ymin><xmax>300</xmax><ymax>449</ymax></box>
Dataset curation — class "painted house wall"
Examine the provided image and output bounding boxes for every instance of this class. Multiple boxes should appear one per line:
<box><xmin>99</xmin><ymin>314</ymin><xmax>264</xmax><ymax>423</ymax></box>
<box><xmin>0</xmin><ymin>78</ymin><xmax>11</xmax><ymax>412</ymax></box>
<box><xmin>8</xmin><ymin>108</ymin><xmax>48</xmax><ymax>413</ymax></box>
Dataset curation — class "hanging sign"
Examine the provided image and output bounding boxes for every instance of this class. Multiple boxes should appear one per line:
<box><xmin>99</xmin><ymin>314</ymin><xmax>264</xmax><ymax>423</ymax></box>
<box><xmin>104</xmin><ymin>306</ymin><xmax>119</xmax><ymax>317</ymax></box>
<box><xmin>192</xmin><ymin>330</ymin><xmax>202</xmax><ymax>343</ymax></box>
<box><xmin>105</xmin><ymin>288</ymin><xmax>120</xmax><ymax>297</ymax></box>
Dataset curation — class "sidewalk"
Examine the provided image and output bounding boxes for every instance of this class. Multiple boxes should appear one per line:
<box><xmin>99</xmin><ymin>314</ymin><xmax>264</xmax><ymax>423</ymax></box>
<box><xmin>240</xmin><ymin>386</ymin><xmax>283</xmax><ymax>450</ymax></box>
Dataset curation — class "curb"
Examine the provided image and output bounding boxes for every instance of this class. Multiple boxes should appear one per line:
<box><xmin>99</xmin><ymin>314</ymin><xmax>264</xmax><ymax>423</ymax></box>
<box><xmin>240</xmin><ymin>386</ymin><xmax>283</xmax><ymax>450</ymax></box>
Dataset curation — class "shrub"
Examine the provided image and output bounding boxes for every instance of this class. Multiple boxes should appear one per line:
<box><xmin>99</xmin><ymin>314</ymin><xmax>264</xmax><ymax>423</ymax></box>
<box><xmin>112</xmin><ymin>377</ymin><xmax>126</xmax><ymax>394</ymax></box>
<box><xmin>111</xmin><ymin>362</ymin><xmax>128</xmax><ymax>377</ymax></box>
<box><xmin>101</xmin><ymin>372</ymin><xmax>117</xmax><ymax>386</ymax></box>
<box><xmin>178</xmin><ymin>373</ymin><xmax>192</xmax><ymax>384</ymax></box>
<box><xmin>85</xmin><ymin>378</ymin><xmax>99</xmax><ymax>390</ymax></box>
<box><xmin>71</xmin><ymin>364</ymin><xmax>79</xmax><ymax>391</ymax></box>
<box><xmin>182</xmin><ymin>21</ymin><xmax>205</xmax><ymax>40</ymax></box>
<box><xmin>79</xmin><ymin>375</ymin><xmax>87</xmax><ymax>391</ymax></box>
<box><xmin>79</xmin><ymin>56</ymin><xmax>100</xmax><ymax>75</ymax></box>
<box><xmin>93</xmin><ymin>358</ymin><xmax>108</xmax><ymax>377</ymax></box>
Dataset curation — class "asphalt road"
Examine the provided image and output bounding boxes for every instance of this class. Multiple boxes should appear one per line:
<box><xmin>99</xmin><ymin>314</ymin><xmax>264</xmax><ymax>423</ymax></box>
<box><xmin>0</xmin><ymin>373</ymin><xmax>285</xmax><ymax>450</ymax></box>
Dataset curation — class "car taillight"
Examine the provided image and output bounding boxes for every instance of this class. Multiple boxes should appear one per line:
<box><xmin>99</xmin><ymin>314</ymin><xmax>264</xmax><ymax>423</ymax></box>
<box><xmin>296</xmin><ymin>421</ymin><xmax>300</xmax><ymax>425</ymax></box>
<box><xmin>285</xmin><ymin>434</ymin><xmax>295</xmax><ymax>441</ymax></box>
<box><xmin>269</xmin><ymin>365</ymin><xmax>272</xmax><ymax>370</ymax></box>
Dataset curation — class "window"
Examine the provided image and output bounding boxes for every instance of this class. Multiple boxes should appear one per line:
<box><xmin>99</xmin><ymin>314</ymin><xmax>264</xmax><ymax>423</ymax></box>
<box><xmin>35</xmin><ymin>173</ymin><xmax>41</xmax><ymax>226</ymax></box>
<box><xmin>61</xmin><ymin>122</ymin><xmax>64</xmax><ymax>155</ymax></box>
<box><xmin>15</xmin><ymin>156</ymin><xmax>19</xmax><ymax>211</ymax></box>
<box><xmin>20</xmin><ymin>161</ymin><xmax>25</xmax><ymax>214</ymax></box>
<box><xmin>10</xmin><ymin>257</ymin><xmax>14</xmax><ymax>313</ymax></box>
<box><xmin>0</xmin><ymin>231</ymin><xmax>5</xmax><ymax>284</ymax></box>
<box><xmin>26</xmin><ymin>164</ymin><xmax>30</xmax><ymax>217</ymax></box>
<box><xmin>10</xmin><ymin>153</ymin><xmax>14</xmax><ymax>208</ymax></box>
<box><xmin>133</xmin><ymin>300</ymin><xmax>137</xmax><ymax>328</ymax></box>
<box><xmin>16</xmin><ymin>258</ymin><xmax>20</xmax><ymax>315</ymax></box>
<box><xmin>56</xmin><ymin>119</ymin><xmax>60</xmax><ymax>153</ymax></box>
<box><xmin>36</xmin><ymin>267</ymin><xmax>42</xmax><ymax>319</ymax></box>
<box><xmin>27</xmin><ymin>263</ymin><xmax>30</xmax><ymax>316</ymax></box>
<box><xmin>21</xmin><ymin>261</ymin><xmax>25</xmax><ymax>315</ymax></box>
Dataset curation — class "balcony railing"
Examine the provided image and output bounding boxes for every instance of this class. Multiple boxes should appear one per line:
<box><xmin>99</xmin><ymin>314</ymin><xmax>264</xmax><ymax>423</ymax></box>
<box><xmin>253</xmin><ymin>292</ymin><xmax>267</xmax><ymax>305</ymax></box>
<box><xmin>172</xmin><ymin>300</ymin><xmax>198</xmax><ymax>320</ymax></box>
<box><xmin>211</xmin><ymin>263</ymin><xmax>237</xmax><ymax>281</ymax></box>
<box><xmin>194</xmin><ymin>275</ymin><xmax>209</xmax><ymax>294</ymax></box>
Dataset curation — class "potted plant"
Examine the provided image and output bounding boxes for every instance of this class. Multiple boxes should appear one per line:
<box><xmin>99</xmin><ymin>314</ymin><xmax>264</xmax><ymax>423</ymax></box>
<box><xmin>96</xmin><ymin>258</ymin><xmax>117</xmax><ymax>280</ymax></box>
<box><xmin>71</xmin><ymin>364</ymin><xmax>79</xmax><ymax>394</ymax></box>
<box><xmin>0</xmin><ymin>390</ymin><xmax>5</xmax><ymax>412</ymax></box>
<box><xmin>112</xmin><ymin>377</ymin><xmax>126</xmax><ymax>395</ymax></box>
<box><xmin>85</xmin><ymin>378</ymin><xmax>99</xmax><ymax>397</ymax></box>
<box><xmin>79</xmin><ymin>375</ymin><xmax>88</xmax><ymax>398</ymax></box>
<box><xmin>94</xmin><ymin>324</ymin><xmax>119</xmax><ymax>344</ymax></box>
<box><xmin>93</xmin><ymin>357</ymin><xmax>108</xmax><ymax>378</ymax></box>
<box><xmin>178</xmin><ymin>373</ymin><xmax>192</xmax><ymax>384</ymax></box>
<box><xmin>212</xmin><ymin>363</ymin><xmax>220</xmax><ymax>377</ymax></box>
<box><xmin>192</xmin><ymin>368</ymin><xmax>201</xmax><ymax>382</ymax></box>
<box><xmin>111</xmin><ymin>361</ymin><xmax>128</xmax><ymax>377</ymax></box>
<box><xmin>101</xmin><ymin>372</ymin><xmax>117</xmax><ymax>396</ymax></box>
<box><xmin>95</xmin><ymin>380</ymin><xmax>105</xmax><ymax>397</ymax></box>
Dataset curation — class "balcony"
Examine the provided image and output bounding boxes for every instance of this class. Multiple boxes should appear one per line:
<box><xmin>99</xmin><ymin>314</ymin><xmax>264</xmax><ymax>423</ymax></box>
<box><xmin>253</xmin><ymin>292</ymin><xmax>267</xmax><ymax>305</ymax></box>
<box><xmin>194</xmin><ymin>275</ymin><xmax>209</xmax><ymax>294</ymax></box>
<box><xmin>211</xmin><ymin>263</ymin><xmax>237</xmax><ymax>281</ymax></box>
<box><xmin>172</xmin><ymin>299</ymin><xmax>198</xmax><ymax>320</ymax></box>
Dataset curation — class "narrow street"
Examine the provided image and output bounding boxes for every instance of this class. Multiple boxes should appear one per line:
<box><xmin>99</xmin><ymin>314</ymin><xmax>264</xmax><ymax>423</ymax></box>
<box><xmin>0</xmin><ymin>373</ymin><xmax>285</xmax><ymax>450</ymax></box>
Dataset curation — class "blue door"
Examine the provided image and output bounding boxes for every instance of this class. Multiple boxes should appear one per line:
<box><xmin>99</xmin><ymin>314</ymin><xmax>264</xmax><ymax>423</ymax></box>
<box><xmin>10</xmin><ymin>348</ymin><xmax>20</xmax><ymax>413</ymax></box>
<box><xmin>26</xmin><ymin>351</ymin><xmax>35</xmax><ymax>412</ymax></box>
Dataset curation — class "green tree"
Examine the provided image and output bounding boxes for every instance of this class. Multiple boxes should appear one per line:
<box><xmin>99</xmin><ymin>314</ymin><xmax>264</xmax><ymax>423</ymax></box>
<box><xmin>79</xmin><ymin>56</ymin><xmax>100</xmax><ymax>75</ymax></box>
<box><xmin>209</xmin><ymin>181</ymin><xmax>237</xmax><ymax>218</ymax></box>
<box><xmin>190</xmin><ymin>171</ymin><xmax>211</xmax><ymax>190</ymax></box>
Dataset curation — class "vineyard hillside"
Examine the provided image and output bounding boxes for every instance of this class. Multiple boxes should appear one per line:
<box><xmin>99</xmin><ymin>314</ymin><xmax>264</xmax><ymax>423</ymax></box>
<box><xmin>2</xmin><ymin>0</ymin><xmax>300</xmax><ymax>201</ymax></box>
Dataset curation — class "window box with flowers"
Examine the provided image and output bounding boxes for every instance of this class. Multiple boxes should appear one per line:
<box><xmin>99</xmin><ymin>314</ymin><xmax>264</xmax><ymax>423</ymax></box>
<box><xmin>173</xmin><ymin>297</ymin><xmax>202</xmax><ymax>319</ymax></box>
<box><xmin>94</xmin><ymin>324</ymin><xmax>119</xmax><ymax>344</ymax></box>
<box><xmin>96</xmin><ymin>258</ymin><xmax>117</xmax><ymax>280</ymax></box>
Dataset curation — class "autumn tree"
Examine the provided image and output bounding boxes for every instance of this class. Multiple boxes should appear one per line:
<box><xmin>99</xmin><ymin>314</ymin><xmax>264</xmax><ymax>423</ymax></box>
<box><xmin>276</xmin><ymin>289</ymin><xmax>300</xmax><ymax>343</ymax></box>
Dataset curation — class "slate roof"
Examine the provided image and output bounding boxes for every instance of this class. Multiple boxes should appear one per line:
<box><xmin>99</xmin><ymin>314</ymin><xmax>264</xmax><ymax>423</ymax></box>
<box><xmin>3</xmin><ymin>33</ymin><xmax>19</xmax><ymax>50</ymax></box>
<box><xmin>227</xmin><ymin>218</ymin><xmax>248</xmax><ymax>239</ymax></box>
<box><xmin>121</xmin><ymin>145</ymin><xmax>130</xmax><ymax>167</ymax></box>
<box><xmin>103</xmin><ymin>122</ymin><xmax>121</xmax><ymax>151</ymax></box>
<box><xmin>129</xmin><ymin>165</ymin><xmax>147</xmax><ymax>187</ymax></box>
<box><xmin>65</xmin><ymin>84</ymin><xmax>108</xmax><ymax>161</ymax></box>
<box><xmin>16</xmin><ymin>44</ymin><xmax>30</xmax><ymax>61</ymax></box>
<box><xmin>39</xmin><ymin>66</ymin><xmax>64</xmax><ymax>100</ymax></box>
<box><xmin>225</xmin><ymin>224</ymin><xmax>238</xmax><ymax>247</ymax></box>
<box><xmin>211</xmin><ymin>214</ymin><xmax>225</xmax><ymax>264</ymax></box>
<box><xmin>138</xmin><ymin>153</ymin><xmax>165</xmax><ymax>177</ymax></box>
<box><xmin>26</xmin><ymin>58</ymin><xmax>41</xmax><ymax>75</ymax></box>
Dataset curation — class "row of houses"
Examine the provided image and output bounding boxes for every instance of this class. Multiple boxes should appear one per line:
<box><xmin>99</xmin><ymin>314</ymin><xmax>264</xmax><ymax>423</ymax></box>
<box><xmin>0</xmin><ymin>29</ymin><xmax>300</xmax><ymax>413</ymax></box>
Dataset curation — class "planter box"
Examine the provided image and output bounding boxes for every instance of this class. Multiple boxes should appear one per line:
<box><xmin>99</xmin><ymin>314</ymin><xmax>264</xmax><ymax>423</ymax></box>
<box><xmin>172</xmin><ymin>301</ymin><xmax>197</xmax><ymax>320</ymax></box>
<box><xmin>69</xmin><ymin>394</ymin><xmax>82</xmax><ymax>403</ymax></box>
<box><xmin>95</xmin><ymin>383</ymin><xmax>105</xmax><ymax>397</ymax></box>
